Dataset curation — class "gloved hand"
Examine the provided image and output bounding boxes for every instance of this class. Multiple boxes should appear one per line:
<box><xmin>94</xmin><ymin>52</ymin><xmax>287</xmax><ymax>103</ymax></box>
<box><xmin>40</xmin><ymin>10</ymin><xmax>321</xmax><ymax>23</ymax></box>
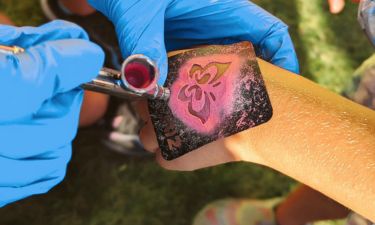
<box><xmin>89</xmin><ymin>0</ymin><xmax>299</xmax><ymax>84</ymax></box>
<box><xmin>0</xmin><ymin>20</ymin><xmax>104</xmax><ymax>206</ymax></box>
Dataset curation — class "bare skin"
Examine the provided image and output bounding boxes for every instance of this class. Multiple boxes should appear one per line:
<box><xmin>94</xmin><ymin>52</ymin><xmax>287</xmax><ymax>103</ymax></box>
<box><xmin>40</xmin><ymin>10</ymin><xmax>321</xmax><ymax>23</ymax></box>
<box><xmin>138</xmin><ymin>58</ymin><xmax>375</xmax><ymax>221</ymax></box>
<box><xmin>276</xmin><ymin>185</ymin><xmax>350</xmax><ymax>225</ymax></box>
<box><xmin>79</xmin><ymin>91</ymin><xmax>109</xmax><ymax>127</ymax></box>
<box><xmin>328</xmin><ymin>0</ymin><xmax>361</xmax><ymax>14</ymax></box>
<box><xmin>328</xmin><ymin>0</ymin><xmax>346</xmax><ymax>14</ymax></box>
<box><xmin>0</xmin><ymin>13</ymin><xmax>13</xmax><ymax>25</ymax></box>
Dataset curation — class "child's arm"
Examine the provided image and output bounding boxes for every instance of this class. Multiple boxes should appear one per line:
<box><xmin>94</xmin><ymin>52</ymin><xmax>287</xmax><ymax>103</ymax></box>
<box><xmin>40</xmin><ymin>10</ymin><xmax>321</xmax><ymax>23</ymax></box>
<box><xmin>139</xmin><ymin>58</ymin><xmax>375</xmax><ymax>220</ymax></box>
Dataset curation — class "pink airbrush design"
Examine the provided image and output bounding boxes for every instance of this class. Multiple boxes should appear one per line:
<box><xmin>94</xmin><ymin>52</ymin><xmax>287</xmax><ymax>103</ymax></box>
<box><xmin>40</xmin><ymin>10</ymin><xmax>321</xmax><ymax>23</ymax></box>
<box><xmin>169</xmin><ymin>54</ymin><xmax>241</xmax><ymax>134</ymax></box>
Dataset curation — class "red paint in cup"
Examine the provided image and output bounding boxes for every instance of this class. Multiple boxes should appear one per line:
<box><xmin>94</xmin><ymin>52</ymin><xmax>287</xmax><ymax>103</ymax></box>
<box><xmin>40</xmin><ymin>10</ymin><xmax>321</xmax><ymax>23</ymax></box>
<box><xmin>124</xmin><ymin>61</ymin><xmax>155</xmax><ymax>89</ymax></box>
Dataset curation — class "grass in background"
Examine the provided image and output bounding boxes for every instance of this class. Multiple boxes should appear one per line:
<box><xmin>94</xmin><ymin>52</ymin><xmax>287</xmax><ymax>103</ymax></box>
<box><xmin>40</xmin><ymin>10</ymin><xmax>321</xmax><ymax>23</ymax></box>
<box><xmin>0</xmin><ymin>0</ymin><xmax>373</xmax><ymax>224</ymax></box>
<box><xmin>297</xmin><ymin>0</ymin><xmax>355</xmax><ymax>93</ymax></box>
<box><xmin>0</xmin><ymin>129</ymin><xmax>293</xmax><ymax>225</ymax></box>
<box><xmin>0</xmin><ymin>0</ymin><xmax>45</xmax><ymax>25</ymax></box>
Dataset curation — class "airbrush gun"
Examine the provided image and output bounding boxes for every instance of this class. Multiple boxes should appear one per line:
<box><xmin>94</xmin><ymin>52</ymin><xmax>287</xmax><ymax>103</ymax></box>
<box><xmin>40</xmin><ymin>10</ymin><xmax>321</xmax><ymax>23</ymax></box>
<box><xmin>0</xmin><ymin>45</ymin><xmax>170</xmax><ymax>101</ymax></box>
<box><xmin>82</xmin><ymin>54</ymin><xmax>170</xmax><ymax>100</ymax></box>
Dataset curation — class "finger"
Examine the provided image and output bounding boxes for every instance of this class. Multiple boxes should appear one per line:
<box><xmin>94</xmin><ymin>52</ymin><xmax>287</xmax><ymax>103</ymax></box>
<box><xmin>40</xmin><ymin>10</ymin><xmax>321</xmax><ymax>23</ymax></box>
<box><xmin>0</xmin><ymin>39</ymin><xmax>104</xmax><ymax>121</ymax></box>
<box><xmin>165</xmin><ymin>0</ymin><xmax>299</xmax><ymax>73</ymax></box>
<box><xmin>328</xmin><ymin>0</ymin><xmax>346</xmax><ymax>14</ymax></box>
<box><xmin>0</xmin><ymin>20</ymin><xmax>89</xmax><ymax>48</ymax></box>
<box><xmin>139</xmin><ymin>119</ymin><xmax>158</xmax><ymax>153</ymax></box>
<box><xmin>155</xmin><ymin>139</ymin><xmax>239</xmax><ymax>171</ymax></box>
<box><xmin>92</xmin><ymin>0</ymin><xmax>169</xmax><ymax>84</ymax></box>
<box><xmin>0</xmin><ymin>145</ymin><xmax>71</xmax><ymax>207</ymax></box>
<box><xmin>0</xmin><ymin>89</ymin><xmax>83</xmax><ymax>158</ymax></box>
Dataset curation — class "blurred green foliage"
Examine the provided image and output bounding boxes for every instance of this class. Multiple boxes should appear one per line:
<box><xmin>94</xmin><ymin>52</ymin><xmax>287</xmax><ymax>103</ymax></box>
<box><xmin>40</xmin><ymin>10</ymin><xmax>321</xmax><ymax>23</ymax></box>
<box><xmin>0</xmin><ymin>0</ymin><xmax>373</xmax><ymax>224</ymax></box>
<box><xmin>0</xmin><ymin>0</ymin><xmax>45</xmax><ymax>25</ymax></box>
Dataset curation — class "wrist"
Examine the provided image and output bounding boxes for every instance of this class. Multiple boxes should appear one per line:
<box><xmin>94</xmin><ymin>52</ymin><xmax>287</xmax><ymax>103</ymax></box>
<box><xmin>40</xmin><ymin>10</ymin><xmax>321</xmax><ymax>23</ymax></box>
<box><xmin>222</xmin><ymin>58</ymin><xmax>297</xmax><ymax>167</ymax></box>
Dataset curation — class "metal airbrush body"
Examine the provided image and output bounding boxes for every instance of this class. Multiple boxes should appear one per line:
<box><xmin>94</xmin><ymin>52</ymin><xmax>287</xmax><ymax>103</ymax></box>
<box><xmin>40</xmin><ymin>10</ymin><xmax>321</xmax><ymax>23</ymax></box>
<box><xmin>0</xmin><ymin>45</ymin><xmax>170</xmax><ymax>101</ymax></box>
<box><xmin>82</xmin><ymin>54</ymin><xmax>170</xmax><ymax>101</ymax></box>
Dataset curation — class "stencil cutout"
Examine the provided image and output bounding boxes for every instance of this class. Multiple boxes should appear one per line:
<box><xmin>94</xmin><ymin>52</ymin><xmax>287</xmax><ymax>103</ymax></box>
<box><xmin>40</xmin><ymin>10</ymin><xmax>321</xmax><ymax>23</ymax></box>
<box><xmin>148</xmin><ymin>42</ymin><xmax>273</xmax><ymax>160</ymax></box>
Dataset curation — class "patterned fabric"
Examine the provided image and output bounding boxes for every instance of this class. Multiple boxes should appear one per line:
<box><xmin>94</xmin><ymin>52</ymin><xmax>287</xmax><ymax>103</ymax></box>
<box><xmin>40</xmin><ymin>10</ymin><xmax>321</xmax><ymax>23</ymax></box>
<box><xmin>310</xmin><ymin>213</ymin><xmax>374</xmax><ymax>225</ymax></box>
<box><xmin>192</xmin><ymin>198</ymin><xmax>282</xmax><ymax>225</ymax></box>
<box><xmin>344</xmin><ymin>54</ymin><xmax>375</xmax><ymax>110</ymax></box>
<box><xmin>193</xmin><ymin>199</ymin><xmax>374</xmax><ymax>225</ymax></box>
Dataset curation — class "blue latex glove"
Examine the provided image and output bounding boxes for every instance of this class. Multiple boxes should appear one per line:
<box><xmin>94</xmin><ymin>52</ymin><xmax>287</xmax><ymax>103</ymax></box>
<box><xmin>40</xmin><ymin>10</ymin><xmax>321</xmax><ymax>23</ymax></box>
<box><xmin>0</xmin><ymin>20</ymin><xmax>104</xmax><ymax>207</ymax></box>
<box><xmin>89</xmin><ymin>0</ymin><xmax>299</xmax><ymax>85</ymax></box>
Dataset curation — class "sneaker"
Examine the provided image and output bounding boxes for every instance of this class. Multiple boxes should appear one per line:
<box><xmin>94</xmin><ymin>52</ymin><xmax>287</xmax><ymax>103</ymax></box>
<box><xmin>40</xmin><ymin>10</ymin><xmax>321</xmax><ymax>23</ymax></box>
<box><xmin>193</xmin><ymin>198</ymin><xmax>282</xmax><ymax>225</ymax></box>
<box><xmin>193</xmin><ymin>198</ymin><xmax>373</xmax><ymax>225</ymax></box>
<box><xmin>40</xmin><ymin>0</ymin><xmax>122</xmax><ymax>69</ymax></box>
<box><xmin>101</xmin><ymin>99</ymin><xmax>152</xmax><ymax>157</ymax></box>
